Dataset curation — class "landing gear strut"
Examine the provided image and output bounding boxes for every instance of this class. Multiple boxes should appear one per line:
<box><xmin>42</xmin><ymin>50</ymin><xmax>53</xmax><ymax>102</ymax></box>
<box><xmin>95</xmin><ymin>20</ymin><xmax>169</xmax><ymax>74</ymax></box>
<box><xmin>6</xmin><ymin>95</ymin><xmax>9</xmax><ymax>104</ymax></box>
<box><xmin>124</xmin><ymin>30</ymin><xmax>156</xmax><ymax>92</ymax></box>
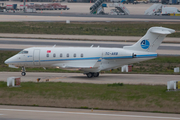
<box><xmin>86</xmin><ymin>72</ymin><xmax>99</xmax><ymax>78</ymax></box>
<box><xmin>21</xmin><ymin>66</ymin><xmax>26</xmax><ymax>76</ymax></box>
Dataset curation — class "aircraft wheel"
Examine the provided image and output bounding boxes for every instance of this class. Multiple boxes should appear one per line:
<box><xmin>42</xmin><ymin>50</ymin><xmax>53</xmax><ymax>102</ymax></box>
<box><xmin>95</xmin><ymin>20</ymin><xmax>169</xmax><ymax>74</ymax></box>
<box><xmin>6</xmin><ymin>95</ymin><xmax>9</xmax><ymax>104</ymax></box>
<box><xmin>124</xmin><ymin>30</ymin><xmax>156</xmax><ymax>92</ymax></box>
<box><xmin>21</xmin><ymin>72</ymin><xmax>26</xmax><ymax>76</ymax></box>
<box><xmin>86</xmin><ymin>73</ymin><xmax>93</xmax><ymax>78</ymax></box>
<box><xmin>93</xmin><ymin>72</ymin><xmax>99</xmax><ymax>77</ymax></box>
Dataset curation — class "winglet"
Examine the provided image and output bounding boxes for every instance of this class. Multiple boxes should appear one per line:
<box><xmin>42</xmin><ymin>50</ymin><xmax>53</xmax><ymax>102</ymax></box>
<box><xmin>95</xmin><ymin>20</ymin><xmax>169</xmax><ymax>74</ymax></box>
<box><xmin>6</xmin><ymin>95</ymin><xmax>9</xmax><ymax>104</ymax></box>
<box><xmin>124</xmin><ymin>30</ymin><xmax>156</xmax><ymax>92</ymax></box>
<box><xmin>93</xmin><ymin>58</ymin><xmax>102</xmax><ymax>68</ymax></box>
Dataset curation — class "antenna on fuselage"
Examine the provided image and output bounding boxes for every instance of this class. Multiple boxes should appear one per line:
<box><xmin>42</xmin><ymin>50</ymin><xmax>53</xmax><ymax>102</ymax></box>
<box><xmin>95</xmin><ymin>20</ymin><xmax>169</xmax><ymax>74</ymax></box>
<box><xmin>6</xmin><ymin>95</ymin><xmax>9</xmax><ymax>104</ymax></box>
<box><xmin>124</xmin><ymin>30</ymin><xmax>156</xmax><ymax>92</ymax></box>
<box><xmin>53</xmin><ymin>44</ymin><xmax>56</xmax><ymax>47</ymax></box>
<box><xmin>90</xmin><ymin>45</ymin><xmax>93</xmax><ymax>48</ymax></box>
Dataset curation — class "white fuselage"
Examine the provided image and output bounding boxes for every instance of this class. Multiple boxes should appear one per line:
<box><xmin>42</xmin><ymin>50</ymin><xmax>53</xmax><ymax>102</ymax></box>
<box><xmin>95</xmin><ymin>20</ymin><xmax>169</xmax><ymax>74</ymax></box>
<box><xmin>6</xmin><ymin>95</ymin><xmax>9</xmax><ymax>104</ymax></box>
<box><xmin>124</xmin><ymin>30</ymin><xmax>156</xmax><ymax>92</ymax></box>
<box><xmin>5</xmin><ymin>47</ymin><xmax>157</xmax><ymax>73</ymax></box>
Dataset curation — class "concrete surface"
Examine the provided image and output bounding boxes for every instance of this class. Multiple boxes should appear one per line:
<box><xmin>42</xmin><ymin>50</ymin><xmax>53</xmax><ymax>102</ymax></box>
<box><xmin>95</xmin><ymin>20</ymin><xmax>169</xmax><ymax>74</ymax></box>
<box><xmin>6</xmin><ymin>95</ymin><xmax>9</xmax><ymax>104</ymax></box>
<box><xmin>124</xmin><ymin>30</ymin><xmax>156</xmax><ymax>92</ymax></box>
<box><xmin>1</xmin><ymin>3</ymin><xmax>180</xmax><ymax>21</ymax></box>
<box><xmin>0</xmin><ymin>72</ymin><xmax>180</xmax><ymax>85</ymax></box>
<box><xmin>1</xmin><ymin>2</ymin><xmax>180</xmax><ymax>15</ymax></box>
<box><xmin>0</xmin><ymin>105</ymin><xmax>180</xmax><ymax>120</ymax></box>
<box><xmin>1</xmin><ymin>3</ymin><xmax>180</xmax><ymax>22</ymax></box>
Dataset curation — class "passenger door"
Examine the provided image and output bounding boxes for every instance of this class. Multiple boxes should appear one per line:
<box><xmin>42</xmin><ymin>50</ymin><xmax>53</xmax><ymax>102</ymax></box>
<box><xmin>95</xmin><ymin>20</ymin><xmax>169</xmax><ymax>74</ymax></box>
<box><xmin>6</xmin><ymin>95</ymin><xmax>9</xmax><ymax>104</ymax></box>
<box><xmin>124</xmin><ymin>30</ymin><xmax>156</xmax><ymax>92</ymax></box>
<box><xmin>33</xmin><ymin>49</ymin><xmax>40</xmax><ymax>66</ymax></box>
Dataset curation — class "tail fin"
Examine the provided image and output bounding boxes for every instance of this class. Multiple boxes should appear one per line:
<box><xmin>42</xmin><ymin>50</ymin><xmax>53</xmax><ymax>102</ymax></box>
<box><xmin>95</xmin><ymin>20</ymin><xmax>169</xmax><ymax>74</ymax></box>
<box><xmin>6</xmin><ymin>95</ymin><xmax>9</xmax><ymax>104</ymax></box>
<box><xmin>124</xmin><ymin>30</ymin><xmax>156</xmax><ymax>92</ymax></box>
<box><xmin>123</xmin><ymin>27</ymin><xmax>175</xmax><ymax>52</ymax></box>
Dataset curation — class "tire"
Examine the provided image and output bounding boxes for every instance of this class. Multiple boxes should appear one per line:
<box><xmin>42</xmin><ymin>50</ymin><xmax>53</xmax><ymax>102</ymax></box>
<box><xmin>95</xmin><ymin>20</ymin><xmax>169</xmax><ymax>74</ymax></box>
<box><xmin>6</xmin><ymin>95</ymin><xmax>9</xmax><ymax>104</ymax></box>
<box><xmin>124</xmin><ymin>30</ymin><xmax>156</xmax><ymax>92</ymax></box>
<box><xmin>21</xmin><ymin>72</ymin><xmax>26</xmax><ymax>76</ymax></box>
<box><xmin>87</xmin><ymin>73</ymin><xmax>93</xmax><ymax>78</ymax></box>
<box><xmin>93</xmin><ymin>72</ymin><xmax>99</xmax><ymax>77</ymax></box>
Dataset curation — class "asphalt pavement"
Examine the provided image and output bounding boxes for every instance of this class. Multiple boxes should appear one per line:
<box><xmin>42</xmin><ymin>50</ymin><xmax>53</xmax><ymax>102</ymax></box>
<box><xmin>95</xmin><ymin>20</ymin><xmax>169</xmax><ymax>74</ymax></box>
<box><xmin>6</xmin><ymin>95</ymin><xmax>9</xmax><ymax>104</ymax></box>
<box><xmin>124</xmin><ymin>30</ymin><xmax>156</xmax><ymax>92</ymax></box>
<box><xmin>1</xmin><ymin>12</ymin><xmax>180</xmax><ymax>20</ymax></box>
<box><xmin>0</xmin><ymin>105</ymin><xmax>180</xmax><ymax>120</ymax></box>
<box><xmin>1</xmin><ymin>72</ymin><xmax>180</xmax><ymax>85</ymax></box>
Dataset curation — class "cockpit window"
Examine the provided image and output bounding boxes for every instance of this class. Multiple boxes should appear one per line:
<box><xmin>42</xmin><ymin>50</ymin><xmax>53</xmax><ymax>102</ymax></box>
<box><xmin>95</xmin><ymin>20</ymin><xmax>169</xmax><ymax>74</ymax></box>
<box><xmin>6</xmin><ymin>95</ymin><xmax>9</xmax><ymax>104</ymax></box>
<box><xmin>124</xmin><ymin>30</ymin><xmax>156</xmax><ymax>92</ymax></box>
<box><xmin>18</xmin><ymin>50</ymin><xmax>28</xmax><ymax>54</ymax></box>
<box><xmin>23</xmin><ymin>51</ymin><xmax>28</xmax><ymax>54</ymax></box>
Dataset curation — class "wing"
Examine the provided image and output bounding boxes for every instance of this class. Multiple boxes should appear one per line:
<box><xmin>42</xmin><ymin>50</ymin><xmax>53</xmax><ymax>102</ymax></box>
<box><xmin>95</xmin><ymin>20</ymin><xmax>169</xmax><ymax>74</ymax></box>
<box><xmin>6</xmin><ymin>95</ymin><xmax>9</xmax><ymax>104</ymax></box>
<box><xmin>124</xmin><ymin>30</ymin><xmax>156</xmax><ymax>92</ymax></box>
<box><xmin>54</xmin><ymin>58</ymin><xmax>102</xmax><ymax>71</ymax></box>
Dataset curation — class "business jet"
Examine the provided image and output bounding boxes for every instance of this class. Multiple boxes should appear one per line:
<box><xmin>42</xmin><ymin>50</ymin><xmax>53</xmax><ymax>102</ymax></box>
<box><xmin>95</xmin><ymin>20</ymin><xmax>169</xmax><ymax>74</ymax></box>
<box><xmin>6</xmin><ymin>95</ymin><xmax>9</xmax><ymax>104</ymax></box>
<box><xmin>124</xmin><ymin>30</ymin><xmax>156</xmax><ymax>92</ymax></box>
<box><xmin>4</xmin><ymin>27</ymin><xmax>175</xmax><ymax>78</ymax></box>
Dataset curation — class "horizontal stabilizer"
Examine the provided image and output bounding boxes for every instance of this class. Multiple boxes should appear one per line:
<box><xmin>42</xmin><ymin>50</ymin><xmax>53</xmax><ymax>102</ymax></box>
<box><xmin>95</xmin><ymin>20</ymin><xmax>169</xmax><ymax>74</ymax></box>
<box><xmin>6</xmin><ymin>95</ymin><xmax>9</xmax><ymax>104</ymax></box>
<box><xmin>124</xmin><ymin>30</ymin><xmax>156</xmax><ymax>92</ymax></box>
<box><xmin>151</xmin><ymin>29</ymin><xmax>174</xmax><ymax>35</ymax></box>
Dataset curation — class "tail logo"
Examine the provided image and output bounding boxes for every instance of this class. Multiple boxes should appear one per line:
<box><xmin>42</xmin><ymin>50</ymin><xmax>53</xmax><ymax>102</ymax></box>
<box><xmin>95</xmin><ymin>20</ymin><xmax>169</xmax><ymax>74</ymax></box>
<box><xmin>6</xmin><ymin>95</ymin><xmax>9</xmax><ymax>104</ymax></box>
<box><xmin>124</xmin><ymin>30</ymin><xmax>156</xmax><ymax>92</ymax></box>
<box><xmin>141</xmin><ymin>40</ymin><xmax>150</xmax><ymax>49</ymax></box>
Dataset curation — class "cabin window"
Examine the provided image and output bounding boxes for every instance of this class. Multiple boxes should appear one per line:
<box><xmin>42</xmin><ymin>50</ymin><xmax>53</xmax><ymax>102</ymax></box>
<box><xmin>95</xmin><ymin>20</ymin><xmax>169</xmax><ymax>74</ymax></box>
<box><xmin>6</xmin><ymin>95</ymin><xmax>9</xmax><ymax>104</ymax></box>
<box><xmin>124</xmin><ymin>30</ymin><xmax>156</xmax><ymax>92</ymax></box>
<box><xmin>60</xmin><ymin>53</ymin><xmax>63</xmax><ymax>57</ymax></box>
<box><xmin>74</xmin><ymin>53</ymin><xmax>76</xmax><ymax>57</ymax></box>
<box><xmin>47</xmin><ymin>54</ymin><xmax>49</xmax><ymax>57</ymax></box>
<box><xmin>67</xmin><ymin>53</ymin><xmax>69</xmax><ymax>57</ymax></box>
<box><xmin>53</xmin><ymin>53</ymin><xmax>56</xmax><ymax>57</ymax></box>
<box><xmin>81</xmin><ymin>53</ymin><xmax>83</xmax><ymax>57</ymax></box>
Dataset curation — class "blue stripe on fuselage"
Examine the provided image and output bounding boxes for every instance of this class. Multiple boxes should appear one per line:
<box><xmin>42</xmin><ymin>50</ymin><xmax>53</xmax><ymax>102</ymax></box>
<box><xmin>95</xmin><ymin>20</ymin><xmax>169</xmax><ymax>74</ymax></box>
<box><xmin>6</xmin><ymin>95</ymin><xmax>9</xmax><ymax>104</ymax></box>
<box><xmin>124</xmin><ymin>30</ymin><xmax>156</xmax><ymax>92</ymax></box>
<box><xmin>6</xmin><ymin>54</ymin><xmax>157</xmax><ymax>63</ymax></box>
<box><xmin>136</xmin><ymin>54</ymin><xmax>157</xmax><ymax>58</ymax></box>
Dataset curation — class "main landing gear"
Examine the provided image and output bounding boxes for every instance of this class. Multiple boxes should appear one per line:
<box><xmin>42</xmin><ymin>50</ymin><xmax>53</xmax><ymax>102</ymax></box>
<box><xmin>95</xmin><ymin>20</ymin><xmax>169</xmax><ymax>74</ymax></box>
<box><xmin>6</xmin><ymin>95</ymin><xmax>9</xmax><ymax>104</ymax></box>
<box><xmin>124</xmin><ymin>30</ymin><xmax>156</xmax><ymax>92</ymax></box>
<box><xmin>21</xmin><ymin>66</ymin><xmax>26</xmax><ymax>76</ymax></box>
<box><xmin>86</xmin><ymin>72</ymin><xmax>99</xmax><ymax>78</ymax></box>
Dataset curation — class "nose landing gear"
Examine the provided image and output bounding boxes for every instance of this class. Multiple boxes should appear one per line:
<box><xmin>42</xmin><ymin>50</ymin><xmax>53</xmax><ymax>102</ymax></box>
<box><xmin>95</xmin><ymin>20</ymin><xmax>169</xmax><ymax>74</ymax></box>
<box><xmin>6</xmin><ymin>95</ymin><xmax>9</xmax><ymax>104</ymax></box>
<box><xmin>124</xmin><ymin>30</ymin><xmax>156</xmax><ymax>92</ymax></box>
<box><xmin>21</xmin><ymin>66</ymin><xmax>26</xmax><ymax>76</ymax></box>
<box><xmin>21</xmin><ymin>72</ymin><xmax>26</xmax><ymax>76</ymax></box>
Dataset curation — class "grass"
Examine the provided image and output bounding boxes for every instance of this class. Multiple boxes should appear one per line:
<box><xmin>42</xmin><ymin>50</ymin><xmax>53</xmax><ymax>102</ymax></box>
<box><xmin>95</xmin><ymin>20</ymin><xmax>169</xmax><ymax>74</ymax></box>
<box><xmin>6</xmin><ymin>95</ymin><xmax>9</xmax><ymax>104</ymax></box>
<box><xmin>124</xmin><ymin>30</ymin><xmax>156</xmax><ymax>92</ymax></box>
<box><xmin>1</xmin><ymin>50</ymin><xmax>180</xmax><ymax>74</ymax></box>
<box><xmin>0</xmin><ymin>81</ymin><xmax>180</xmax><ymax>113</ymax></box>
<box><xmin>107</xmin><ymin>83</ymin><xmax>124</xmax><ymax>87</ymax></box>
<box><xmin>131</xmin><ymin>56</ymin><xmax>180</xmax><ymax>74</ymax></box>
<box><xmin>0</xmin><ymin>22</ymin><xmax>179</xmax><ymax>37</ymax></box>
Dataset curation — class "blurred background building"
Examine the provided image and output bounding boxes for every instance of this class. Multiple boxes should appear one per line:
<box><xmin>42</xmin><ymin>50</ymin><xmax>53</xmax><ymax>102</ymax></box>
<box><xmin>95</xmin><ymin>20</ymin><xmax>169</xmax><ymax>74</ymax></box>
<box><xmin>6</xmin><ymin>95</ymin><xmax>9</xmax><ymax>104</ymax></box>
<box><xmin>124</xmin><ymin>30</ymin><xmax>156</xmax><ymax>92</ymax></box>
<box><xmin>0</xmin><ymin>0</ymin><xmax>179</xmax><ymax>4</ymax></box>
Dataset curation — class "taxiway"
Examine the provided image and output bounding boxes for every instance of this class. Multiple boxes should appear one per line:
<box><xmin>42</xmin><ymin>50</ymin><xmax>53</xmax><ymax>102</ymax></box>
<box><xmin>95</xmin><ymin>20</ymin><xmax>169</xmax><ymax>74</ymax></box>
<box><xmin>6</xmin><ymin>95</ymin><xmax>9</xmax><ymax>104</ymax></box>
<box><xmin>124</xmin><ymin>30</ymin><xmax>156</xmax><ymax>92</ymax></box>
<box><xmin>0</xmin><ymin>105</ymin><xmax>180</xmax><ymax>120</ymax></box>
<box><xmin>0</xmin><ymin>72</ymin><xmax>180</xmax><ymax>85</ymax></box>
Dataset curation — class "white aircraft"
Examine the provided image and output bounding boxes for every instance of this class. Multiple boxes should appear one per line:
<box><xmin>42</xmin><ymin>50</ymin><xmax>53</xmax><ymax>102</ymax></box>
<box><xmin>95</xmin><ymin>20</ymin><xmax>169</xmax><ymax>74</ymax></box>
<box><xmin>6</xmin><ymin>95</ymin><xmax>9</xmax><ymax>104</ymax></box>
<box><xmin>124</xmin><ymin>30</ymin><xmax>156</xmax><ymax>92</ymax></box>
<box><xmin>4</xmin><ymin>27</ymin><xmax>175</xmax><ymax>78</ymax></box>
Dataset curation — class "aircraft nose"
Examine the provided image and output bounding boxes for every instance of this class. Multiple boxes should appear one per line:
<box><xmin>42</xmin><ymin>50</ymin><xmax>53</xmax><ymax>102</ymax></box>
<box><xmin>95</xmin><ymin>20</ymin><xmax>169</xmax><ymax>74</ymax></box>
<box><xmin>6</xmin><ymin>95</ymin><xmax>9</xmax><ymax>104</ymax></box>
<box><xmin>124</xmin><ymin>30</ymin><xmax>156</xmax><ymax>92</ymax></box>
<box><xmin>4</xmin><ymin>57</ymin><xmax>13</xmax><ymax>64</ymax></box>
<box><xmin>4</xmin><ymin>59</ymin><xmax>9</xmax><ymax>64</ymax></box>
<box><xmin>5</xmin><ymin>55</ymin><xmax>19</xmax><ymax>65</ymax></box>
